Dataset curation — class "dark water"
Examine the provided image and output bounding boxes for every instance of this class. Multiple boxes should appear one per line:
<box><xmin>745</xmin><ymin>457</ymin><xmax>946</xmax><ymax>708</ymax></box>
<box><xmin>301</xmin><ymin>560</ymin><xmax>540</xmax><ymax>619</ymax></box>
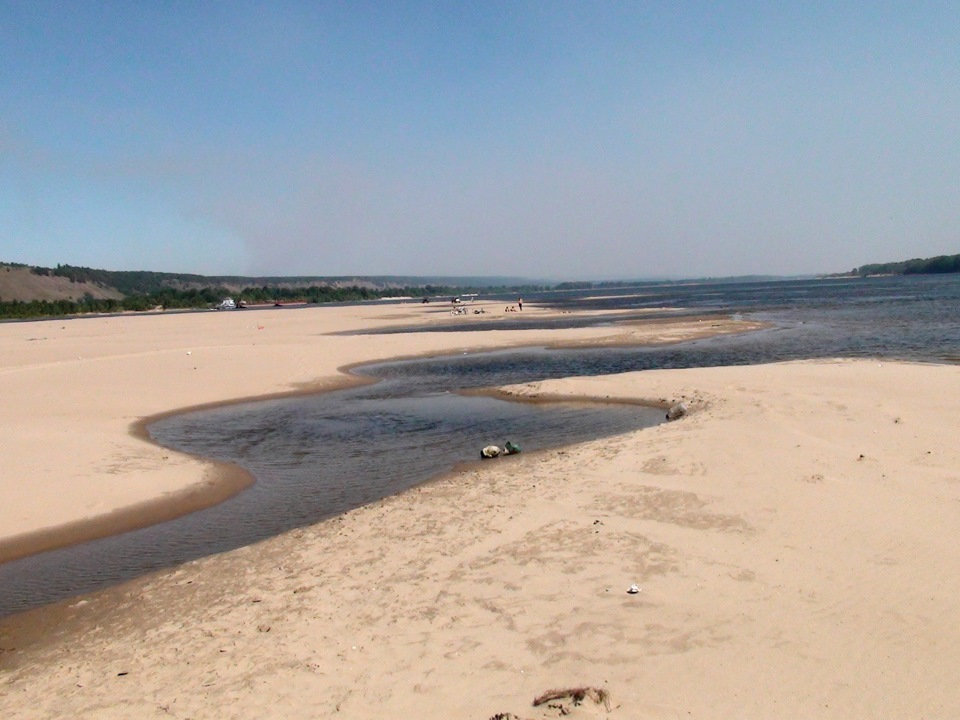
<box><xmin>1</xmin><ymin>274</ymin><xmax>958</xmax><ymax>618</ymax></box>
<box><xmin>352</xmin><ymin>275</ymin><xmax>960</xmax><ymax>359</ymax></box>
<box><xmin>0</xmin><ymin>361</ymin><xmax>663</xmax><ymax>617</ymax></box>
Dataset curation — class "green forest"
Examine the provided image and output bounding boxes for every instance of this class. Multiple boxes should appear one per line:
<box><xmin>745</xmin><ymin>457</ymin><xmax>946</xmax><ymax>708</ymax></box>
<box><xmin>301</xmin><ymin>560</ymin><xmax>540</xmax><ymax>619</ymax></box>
<box><xmin>852</xmin><ymin>253</ymin><xmax>960</xmax><ymax>277</ymax></box>
<box><xmin>0</xmin><ymin>285</ymin><xmax>435</xmax><ymax>319</ymax></box>
<box><xmin>0</xmin><ymin>264</ymin><xmax>553</xmax><ymax>320</ymax></box>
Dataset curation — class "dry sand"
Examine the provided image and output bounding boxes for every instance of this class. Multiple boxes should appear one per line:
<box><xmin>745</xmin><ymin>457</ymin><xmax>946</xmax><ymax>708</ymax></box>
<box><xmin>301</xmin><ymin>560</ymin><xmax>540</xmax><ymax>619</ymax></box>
<box><xmin>1</xmin><ymin>302</ymin><xmax>958</xmax><ymax>719</ymax></box>
<box><xmin>0</xmin><ymin>301</ymin><xmax>754</xmax><ymax>560</ymax></box>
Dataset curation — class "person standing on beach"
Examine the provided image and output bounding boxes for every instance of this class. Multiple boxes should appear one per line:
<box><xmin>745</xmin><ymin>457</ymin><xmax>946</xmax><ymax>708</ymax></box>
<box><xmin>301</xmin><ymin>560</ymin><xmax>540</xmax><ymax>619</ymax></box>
<box><xmin>518</xmin><ymin>297</ymin><xmax>523</xmax><ymax>311</ymax></box>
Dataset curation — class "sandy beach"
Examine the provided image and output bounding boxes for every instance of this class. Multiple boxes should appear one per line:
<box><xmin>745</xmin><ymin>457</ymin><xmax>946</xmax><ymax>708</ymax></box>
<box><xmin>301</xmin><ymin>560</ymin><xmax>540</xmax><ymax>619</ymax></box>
<box><xmin>0</xmin><ymin>301</ymin><xmax>754</xmax><ymax>562</ymax></box>
<box><xmin>1</xmin><ymin>302</ymin><xmax>959</xmax><ymax>719</ymax></box>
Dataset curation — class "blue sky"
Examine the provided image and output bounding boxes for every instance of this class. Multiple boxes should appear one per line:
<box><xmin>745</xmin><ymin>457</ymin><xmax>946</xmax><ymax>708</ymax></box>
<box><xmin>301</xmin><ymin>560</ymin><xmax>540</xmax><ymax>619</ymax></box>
<box><xmin>2</xmin><ymin>2</ymin><xmax>958</xmax><ymax>279</ymax></box>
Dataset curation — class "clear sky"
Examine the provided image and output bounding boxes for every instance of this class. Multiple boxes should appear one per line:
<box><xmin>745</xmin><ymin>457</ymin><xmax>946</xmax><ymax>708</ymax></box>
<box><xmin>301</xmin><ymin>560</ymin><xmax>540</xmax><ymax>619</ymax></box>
<box><xmin>2</xmin><ymin>2</ymin><xmax>958</xmax><ymax>279</ymax></box>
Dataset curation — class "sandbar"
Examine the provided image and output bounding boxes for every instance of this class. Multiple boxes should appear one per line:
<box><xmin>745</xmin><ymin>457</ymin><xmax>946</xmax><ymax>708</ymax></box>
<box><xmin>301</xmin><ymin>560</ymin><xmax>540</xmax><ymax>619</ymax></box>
<box><xmin>2</xmin><ymin>302</ymin><xmax>958</xmax><ymax>719</ymax></box>
<box><xmin>0</xmin><ymin>301</ymin><xmax>755</xmax><ymax>560</ymax></box>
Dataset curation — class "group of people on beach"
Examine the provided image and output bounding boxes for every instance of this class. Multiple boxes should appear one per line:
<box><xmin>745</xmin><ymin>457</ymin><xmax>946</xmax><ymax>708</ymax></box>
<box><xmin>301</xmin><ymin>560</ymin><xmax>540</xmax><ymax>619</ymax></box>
<box><xmin>505</xmin><ymin>297</ymin><xmax>523</xmax><ymax>312</ymax></box>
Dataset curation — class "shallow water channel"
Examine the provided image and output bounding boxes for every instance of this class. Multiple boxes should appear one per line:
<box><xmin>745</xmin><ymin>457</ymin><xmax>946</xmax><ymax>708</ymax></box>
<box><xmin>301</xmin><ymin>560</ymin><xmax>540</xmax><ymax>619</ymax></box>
<box><xmin>6</xmin><ymin>273</ymin><xmax>957</xmax><ymax>618</ymax></box>
<box><xmin>0</xmin><ymin>349</ymin><xmax>663</xmax><ymax>617</ymax></box>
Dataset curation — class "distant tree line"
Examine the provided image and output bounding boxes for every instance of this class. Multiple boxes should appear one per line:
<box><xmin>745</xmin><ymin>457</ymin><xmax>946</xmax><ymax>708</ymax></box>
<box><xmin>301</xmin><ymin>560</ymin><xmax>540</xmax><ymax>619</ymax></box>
<box><xmin>853</xmin><ymin>253</ymin><xmax>960</xmax><ymax>277</ymax></box>
<box><xmin>29</xmin><ymin>264</ymin><xmax>552</xmax><ymax>297</ymax></box>
<box><xmin>0</xmin><ymin>284</ymin><xmax>444</xmax><ymax>319</ymax></box>
<box><xmin>29</xmin><ymin>264</ymin><xmax>248</xmax><ymax>295</ymax></box>
<box><xmin>554</xmin><ymin>281</ymin><xmax>593</xmax><ymax>290</ymax></box>
<box><xmin>5</xmin><ymin>262</ymin><xmax>677</xmax><ymax>320</ymax></box>
<box><xmin>0</xmin><ymin>281</ymin><xmax>558</xmax><ymax>320</ymax></box>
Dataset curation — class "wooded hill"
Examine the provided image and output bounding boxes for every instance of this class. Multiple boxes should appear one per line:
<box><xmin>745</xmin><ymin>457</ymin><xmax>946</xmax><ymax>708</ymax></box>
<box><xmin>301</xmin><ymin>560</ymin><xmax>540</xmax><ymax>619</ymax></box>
<box><xmin>0</xmin><ymin>262</ymin><xmax>548</xmax><ymax>320</ymax></box>
<box><xmin>17</xmin><ymin>264</ymin><xmax>542</xmax><ymax>296</ymax></box>
<box><xmin>852</xmin><ymin>253</ymin><xmax>960</xmax><ymax>277</ymax></box>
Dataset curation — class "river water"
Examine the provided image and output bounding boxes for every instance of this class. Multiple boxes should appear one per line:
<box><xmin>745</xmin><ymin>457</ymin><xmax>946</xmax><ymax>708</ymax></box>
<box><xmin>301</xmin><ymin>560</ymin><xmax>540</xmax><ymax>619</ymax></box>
<box><xmin>1</xmin><ymin>274</ymin><xmax>958</xmax><ymax>617</ymax></box>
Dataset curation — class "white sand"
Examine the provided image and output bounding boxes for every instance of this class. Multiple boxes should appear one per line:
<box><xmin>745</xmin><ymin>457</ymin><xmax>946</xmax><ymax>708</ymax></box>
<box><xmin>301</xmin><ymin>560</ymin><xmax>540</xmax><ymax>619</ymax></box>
<box><xmin>2</xmin><ymin>304</ymin><xmax>958</xmax><ymax>719</ymax></box>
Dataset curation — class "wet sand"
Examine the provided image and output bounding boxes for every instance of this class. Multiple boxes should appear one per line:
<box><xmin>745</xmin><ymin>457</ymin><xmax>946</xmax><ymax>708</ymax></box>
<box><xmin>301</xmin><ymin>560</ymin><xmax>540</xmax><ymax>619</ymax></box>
<box><xmin>3</xmin><ymin>304</ymin><xmax>959</xmax><ymax>719</ymax></box>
